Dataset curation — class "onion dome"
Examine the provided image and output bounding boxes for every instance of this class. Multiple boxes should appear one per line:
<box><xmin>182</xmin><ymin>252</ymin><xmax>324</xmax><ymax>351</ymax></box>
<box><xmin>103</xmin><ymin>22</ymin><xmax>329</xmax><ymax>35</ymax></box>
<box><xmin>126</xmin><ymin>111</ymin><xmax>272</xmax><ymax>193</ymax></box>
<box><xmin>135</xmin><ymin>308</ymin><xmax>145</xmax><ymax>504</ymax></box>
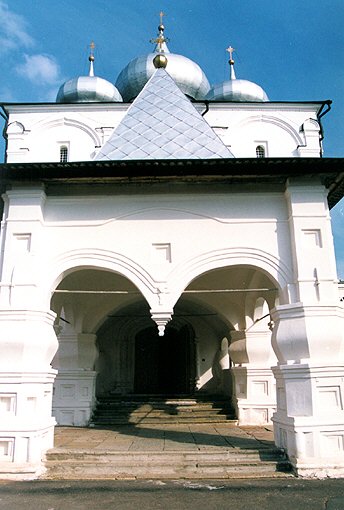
<box><xmin>115</xmin><ymin>17</ymin><xmax>210</xmax><ymax>101</ymax></box>
<box><xmin>206</xmin><ymin>46</ymin><xmax>269</xmax><ymax>102</ymax></box>
<box><xmin>56</xmin><ymin>42</ymin><xmax>122</xmax><ymax>103</ymax></box>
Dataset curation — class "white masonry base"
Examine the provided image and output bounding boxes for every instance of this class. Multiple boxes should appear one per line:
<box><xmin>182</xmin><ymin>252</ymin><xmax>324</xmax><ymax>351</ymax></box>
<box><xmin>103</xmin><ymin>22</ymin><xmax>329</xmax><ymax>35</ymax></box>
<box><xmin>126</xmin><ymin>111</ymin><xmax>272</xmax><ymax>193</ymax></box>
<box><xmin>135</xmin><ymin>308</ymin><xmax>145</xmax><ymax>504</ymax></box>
<box><xmin>0</xmin><ymin>370</ymin><xmax>57</xmax><ymax>480</ymax></box>
<box><xmin>272</xmin><ymin>363</ymin><xmax>344</xmax><ymax>478</ymax></box>
<box><xmin>232</xmin><ymin>366</ymin><xmax>276</xmax><ymax>425</ymax></box>
<box><xmin>52</xmin><ymin>370</ymin><xmax>97</xmax><ymax>426</ymax></box>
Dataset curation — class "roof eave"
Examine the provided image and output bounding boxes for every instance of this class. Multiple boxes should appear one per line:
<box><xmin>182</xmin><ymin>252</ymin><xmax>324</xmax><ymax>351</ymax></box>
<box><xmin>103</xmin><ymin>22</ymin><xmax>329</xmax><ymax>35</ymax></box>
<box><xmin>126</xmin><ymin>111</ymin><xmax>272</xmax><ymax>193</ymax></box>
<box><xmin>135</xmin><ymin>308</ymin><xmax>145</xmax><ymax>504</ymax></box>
<box><xmin>0</xmin><ymin>157</ymin><xmax>343</xmax><ymax>208</ymax></box>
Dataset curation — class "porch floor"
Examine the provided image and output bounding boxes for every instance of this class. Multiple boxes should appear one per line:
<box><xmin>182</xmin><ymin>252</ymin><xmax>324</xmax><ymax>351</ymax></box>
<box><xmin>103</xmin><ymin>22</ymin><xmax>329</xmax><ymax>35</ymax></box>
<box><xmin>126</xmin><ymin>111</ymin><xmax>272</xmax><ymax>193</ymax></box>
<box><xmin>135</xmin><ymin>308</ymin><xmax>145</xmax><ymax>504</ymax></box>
<box><xmin>44</xmin><ymin>424</ymin><xmax>292</xmax><ymax>479</ymax></box>
<box><xmin>53</xmin><ymin>423</ymin><xmax>275</xmax><ymax>452</ymax></box>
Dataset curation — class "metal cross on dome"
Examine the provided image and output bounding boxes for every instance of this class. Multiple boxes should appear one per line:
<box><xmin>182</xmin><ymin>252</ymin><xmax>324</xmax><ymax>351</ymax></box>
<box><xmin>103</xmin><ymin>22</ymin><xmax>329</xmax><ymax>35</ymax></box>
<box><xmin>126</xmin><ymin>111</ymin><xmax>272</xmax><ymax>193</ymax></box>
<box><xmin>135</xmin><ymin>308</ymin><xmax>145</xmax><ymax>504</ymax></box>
<box><xmin>226</xmin><ymin>46</ymin><xmax>235</xmax><ymax>62</ymax></box>
<box><xmin>89</xmin><ymin>41</ymin><xmax>95</xmax><ymax>60</ymax></box>
<box><xmin>150</xmin><ymin>11</ymin><xmax>169</xmax><ymax>52</ymax></box>
<box><xmin>88</xmin><ymin>40</ymin><xmax>95</xmax><ymax>76</ymax></box>
<box><xmin>159</xmin><ymin>10</ymin><xmax>165</xmax><ymax>25</ymax></box>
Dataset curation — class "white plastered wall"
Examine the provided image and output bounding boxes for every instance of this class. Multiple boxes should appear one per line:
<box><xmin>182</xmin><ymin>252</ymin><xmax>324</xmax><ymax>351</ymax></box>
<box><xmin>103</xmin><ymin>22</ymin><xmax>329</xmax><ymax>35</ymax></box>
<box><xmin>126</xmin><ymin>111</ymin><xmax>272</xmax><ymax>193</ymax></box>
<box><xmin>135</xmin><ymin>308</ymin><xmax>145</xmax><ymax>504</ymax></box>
<box><xmin>5</xmin><ymin>102</ymin><xmax>322</xmax><ymax>163</ymax></box>
<box><xmin>0</xmin><ymin>177</ymin><xmax>343</xmax><ymax>477</ymax></box>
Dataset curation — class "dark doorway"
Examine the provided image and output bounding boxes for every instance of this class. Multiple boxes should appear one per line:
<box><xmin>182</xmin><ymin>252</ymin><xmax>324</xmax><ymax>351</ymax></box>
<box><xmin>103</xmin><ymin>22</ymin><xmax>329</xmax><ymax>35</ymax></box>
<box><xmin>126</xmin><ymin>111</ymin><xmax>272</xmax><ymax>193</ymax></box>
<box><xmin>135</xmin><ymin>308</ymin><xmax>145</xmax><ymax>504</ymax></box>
<box><xmin>134</xmin><ymin>325</ymin><xmax>195</xmax><ymax>395</ymax></box>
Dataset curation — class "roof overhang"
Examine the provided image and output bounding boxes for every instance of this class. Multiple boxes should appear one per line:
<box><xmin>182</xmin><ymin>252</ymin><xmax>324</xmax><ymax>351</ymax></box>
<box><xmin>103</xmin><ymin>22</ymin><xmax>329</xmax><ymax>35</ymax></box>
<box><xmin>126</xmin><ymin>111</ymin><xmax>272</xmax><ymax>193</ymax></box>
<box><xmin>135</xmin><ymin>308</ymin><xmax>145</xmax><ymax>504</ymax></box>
<box><xmin>0</xmin><ymin>157</ymin><xmax>343</xmax><ymax>208</ymax></box>
<box><xmin>0</xmin><ymin>100</ymin><xmax>331</xmax><ymax>115</ymax></box>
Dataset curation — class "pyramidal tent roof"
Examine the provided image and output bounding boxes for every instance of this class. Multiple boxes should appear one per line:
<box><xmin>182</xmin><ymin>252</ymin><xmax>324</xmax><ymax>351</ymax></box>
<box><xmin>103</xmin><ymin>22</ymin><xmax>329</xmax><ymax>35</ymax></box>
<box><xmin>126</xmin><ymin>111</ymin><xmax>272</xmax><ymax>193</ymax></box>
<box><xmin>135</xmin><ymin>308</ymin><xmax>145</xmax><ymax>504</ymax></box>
<box><xmin>94</xmin><ymin>67</ymin><xmax>233</xmax><ymax>160</ymax></box>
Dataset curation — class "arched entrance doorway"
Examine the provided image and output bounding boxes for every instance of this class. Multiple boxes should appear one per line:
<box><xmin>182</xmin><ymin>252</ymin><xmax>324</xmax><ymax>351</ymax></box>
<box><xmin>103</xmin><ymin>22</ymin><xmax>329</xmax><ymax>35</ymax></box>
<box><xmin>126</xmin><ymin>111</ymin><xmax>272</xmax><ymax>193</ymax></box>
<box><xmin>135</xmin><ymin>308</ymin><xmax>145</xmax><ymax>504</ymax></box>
<box><xmin>95</xmin><ymin>289</ymin><xmax>236</xmax><ymax>401</ymax></box>
<box><xmin>134</xmin><ymin>325</ymin><xmax>194</xmax><ymax>394</ymax></box>
<box><xmin>95</xmin><ymin>300</ymin><xmax>198</xmax><ymax>398</ymax></box>
<box><xmin>50</xmin><ymin>267</ymin><xmax>147</xmax><ymax>426</ymax></box>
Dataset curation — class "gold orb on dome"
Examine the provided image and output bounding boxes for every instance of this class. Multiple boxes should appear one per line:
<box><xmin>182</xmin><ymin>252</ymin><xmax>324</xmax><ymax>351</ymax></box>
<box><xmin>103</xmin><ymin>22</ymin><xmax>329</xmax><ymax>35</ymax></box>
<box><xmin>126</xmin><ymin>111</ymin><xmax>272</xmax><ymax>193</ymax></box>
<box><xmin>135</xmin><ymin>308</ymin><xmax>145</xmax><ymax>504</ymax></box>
<box><xmin>153</xmin><ymin>54</ymin><xmax>168</xmax><ymax>69</ymax></box>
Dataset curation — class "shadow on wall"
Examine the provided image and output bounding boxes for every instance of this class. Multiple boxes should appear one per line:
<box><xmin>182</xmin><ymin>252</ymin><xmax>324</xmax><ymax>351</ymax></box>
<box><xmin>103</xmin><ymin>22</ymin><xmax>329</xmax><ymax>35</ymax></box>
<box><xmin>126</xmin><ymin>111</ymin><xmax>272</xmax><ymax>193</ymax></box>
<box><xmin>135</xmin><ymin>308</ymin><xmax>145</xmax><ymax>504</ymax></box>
<box><xmin>199</xmin><ymin>337</ymin><xmax>233</xmax><ymax>398</ymax></box>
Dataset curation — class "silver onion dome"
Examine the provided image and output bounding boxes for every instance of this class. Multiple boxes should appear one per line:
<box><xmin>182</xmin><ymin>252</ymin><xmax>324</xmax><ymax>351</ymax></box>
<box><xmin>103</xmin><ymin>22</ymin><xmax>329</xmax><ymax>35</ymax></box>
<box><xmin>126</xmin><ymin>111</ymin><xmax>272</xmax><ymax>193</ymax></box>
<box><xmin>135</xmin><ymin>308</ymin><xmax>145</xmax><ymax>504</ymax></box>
<box><xmin>206</xmin><ymin>46</ymin><xmax>269</xmax><ymax>102</ymax></box>
<box><xmin>206</xmin><ymin>79</ymin><xmax>269</xmax><ymax>102</ymax></box>
<box><xmin>56</xmin><ymin>76</ymin><xmax>123</xmax><ymax>103</ymax></box>
<box><xmin>56</xmin><ymin>44</ymin><xmax>123</xmax><ymax>103</ymax></box>
<box><xmin>115</xmin><ymin>22</ymin><xmax>210</xmax><ymax>101</ymax></box>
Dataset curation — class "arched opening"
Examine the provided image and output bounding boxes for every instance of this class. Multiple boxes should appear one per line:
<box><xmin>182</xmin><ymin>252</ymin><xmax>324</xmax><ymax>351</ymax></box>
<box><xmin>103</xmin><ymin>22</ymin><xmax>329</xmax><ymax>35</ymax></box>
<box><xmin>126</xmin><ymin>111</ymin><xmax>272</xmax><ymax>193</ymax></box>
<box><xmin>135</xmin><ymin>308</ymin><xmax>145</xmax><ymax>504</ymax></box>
<box><xmin>180</xmin><ymin>264</ymin><xmax>280</xmax><ymax>425</ymax></box>
<box><xmin>59</xmin><ymin>145</ymin><xmax>68</xmax><ymax>162</ymax></box>
<box><xmin>50</xmin><ymin>267</ymin><xmax>146</xmax><ymax>426</ymax></box>
<box><xmin>256</xmin><ymin>145</ymin><xmax>265</xmax><ymax>158</ymax></box>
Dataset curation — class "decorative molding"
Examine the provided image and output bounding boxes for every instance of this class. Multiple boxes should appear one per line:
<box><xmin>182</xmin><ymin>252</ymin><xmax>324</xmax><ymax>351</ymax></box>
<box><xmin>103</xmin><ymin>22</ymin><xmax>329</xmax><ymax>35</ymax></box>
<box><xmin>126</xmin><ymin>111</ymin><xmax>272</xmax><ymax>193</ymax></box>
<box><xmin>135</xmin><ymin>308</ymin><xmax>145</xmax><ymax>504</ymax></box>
<box><xmin>7</xmin><ymin>121</ymin><xmax>25</xmax><ymax>135</ymax></box>
<box><xmin>44</xmin><ymin>249</ymin><xmax>159</xmax><ymax>308</ymax></box>
<box><xmin>33</xmin><ymin>117</ymin><xmax>101</xmax><ymax>146</ymax></box>
<box><xmin>168</xmin><ymin>247</ymin><xmax>291</xmax><ymax>302</ymax></box>
<box><xmin>234</xmin><ymin>114</ymin><xmax>304</xmax><ymax>146</ymax></box>
<box><xmin>150</xmin><ymin>310</ymin><xmax>173</xmax><ymax>336</ymax></box>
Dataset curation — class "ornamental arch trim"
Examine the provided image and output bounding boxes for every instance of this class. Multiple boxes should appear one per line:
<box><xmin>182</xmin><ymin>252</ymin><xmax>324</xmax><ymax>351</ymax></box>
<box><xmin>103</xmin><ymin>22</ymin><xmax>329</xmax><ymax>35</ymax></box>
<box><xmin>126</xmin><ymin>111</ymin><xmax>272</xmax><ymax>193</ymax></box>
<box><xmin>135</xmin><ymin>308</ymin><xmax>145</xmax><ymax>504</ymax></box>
<box><xmin>234</xmin><ymin>114</ymin><xmax>304</xmax><ymax>146</ymax></box>
<box><xmin>42</xmin><ymin>249</ymin><xmax>159</xmax><ymax>308</ymax></box>
<box><xmin>166</xmin><ymin>247</ymin><xmax>291</xmax><ymax>305</ymax></box>
<box><xmin>33</xmin><ymin>116</ymin><xmax>101</xmax><ymax>146</ymax></box>
<box><xmin>7</xmin><ymin>121</ymin><xmax>25</xmax><ymax>135</ymax></box>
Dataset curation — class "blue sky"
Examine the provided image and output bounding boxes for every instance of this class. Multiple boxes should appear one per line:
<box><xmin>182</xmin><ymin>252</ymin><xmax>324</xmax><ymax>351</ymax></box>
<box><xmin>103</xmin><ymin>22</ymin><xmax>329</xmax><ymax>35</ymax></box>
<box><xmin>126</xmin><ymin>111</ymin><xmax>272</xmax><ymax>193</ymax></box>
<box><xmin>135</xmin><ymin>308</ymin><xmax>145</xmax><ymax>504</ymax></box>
<box><xmin>0</xmin><ymin>0</ymin><xmax>343</xmax><ymax>278</ymax></box>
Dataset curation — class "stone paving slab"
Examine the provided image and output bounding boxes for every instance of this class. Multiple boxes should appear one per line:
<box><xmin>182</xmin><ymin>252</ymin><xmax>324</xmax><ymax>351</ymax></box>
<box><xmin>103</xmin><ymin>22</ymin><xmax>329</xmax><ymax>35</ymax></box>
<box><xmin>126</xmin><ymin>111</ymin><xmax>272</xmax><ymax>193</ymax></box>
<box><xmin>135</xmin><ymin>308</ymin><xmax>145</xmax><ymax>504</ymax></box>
<box><xmin>53</xmin><ymin>424</ymin><xmax>275</xmax><ymax>452</ymax></box>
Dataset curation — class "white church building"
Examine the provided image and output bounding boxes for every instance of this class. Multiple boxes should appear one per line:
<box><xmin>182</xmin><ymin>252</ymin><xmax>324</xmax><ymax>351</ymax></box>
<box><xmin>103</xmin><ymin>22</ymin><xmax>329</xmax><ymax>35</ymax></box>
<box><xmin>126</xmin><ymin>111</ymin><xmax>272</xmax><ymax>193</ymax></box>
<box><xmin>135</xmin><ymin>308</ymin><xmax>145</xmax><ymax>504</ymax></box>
<box><xmin>0</xmin><ymin>20</ymin><xmax>343</xmax><ymax>479</ymax></box>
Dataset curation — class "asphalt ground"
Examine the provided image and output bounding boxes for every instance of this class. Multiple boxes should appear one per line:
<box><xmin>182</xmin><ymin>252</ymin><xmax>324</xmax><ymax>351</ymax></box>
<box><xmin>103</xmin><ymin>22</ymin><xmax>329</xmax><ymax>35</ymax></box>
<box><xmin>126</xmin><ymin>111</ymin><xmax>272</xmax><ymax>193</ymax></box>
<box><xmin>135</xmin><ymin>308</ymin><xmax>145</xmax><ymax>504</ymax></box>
<box><xmin>1</xmin><ymin>478</ymin><xmax>344</xmax><ymax>510</ymax></box>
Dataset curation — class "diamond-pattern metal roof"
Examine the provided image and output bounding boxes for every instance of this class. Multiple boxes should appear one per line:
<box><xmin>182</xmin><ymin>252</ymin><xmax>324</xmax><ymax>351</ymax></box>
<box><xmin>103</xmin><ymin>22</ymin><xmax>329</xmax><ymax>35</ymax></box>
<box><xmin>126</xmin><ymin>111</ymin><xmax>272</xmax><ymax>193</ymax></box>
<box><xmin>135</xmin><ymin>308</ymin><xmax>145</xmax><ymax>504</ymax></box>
<box><xmin>95</xmin><ymin>68</ymin><xmax>233</xmax><ymax>160</ymax></box>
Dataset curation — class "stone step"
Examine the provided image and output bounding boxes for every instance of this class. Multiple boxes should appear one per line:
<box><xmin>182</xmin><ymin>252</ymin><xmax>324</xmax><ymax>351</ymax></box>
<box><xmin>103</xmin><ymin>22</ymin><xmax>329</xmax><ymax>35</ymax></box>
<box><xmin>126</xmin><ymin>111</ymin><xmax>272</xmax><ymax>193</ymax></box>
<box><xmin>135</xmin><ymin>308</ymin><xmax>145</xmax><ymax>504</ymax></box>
<box><xmin>96</xmin><ymin>405</ymin><xmax>233</xmax><ymax>412</ymax></box>
<box><xmin>46</xmin><ymin>448</ymin><xmax>286</xmax><ymax>463</ymax></box>
<box><xmin>97</xmin><ymin>397</ymin><xmax>232</xmax><ymax>405</ymax></box>
<box><xmin>94</xmin><ymin>403</ymin><xmax>232</xmax><ymax>410</ymax></box>
<box><xmin>90</xmin><ymin>417</ymin><xmax>236</xmax><ymax>425</ymax></box>
<box><xmin>92</xmin><ymin>410</ymin><xmax>234</xmax><ymax>418</ymax></box>
<box><xmin>96</xmin><ymin>407</ymin><xmax>233</xmax><ymax>413</ymax></box>
<box><xmin>98</xmin><ymin>394</ymin><xmax>222</xmax><ymax>401</ymax></box>
<box><xmin>93</xmin><ymin>408</ymin><xmax>232</xmax><ymax>413</ymax></box>
<box><xmin>92</xmin><ymin>397</ymin><xmax>236</xmax><ymax>426</ymax></box>
<box><xmin>43</xmin><ymin>449</ymin><xmax>292</xmax><ymax>480</ymax></box>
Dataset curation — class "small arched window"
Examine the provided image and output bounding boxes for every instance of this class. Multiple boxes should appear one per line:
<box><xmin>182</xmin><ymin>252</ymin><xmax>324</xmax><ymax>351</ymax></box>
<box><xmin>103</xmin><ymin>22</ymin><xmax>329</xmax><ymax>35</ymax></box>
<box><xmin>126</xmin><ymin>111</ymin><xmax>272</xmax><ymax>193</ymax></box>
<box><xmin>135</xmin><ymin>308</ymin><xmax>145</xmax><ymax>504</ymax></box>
<box><xmin>256</xmin><ymin>145</ymin><xmax>265</xmax><ymax>158</ymax></box>
<box><xmin>60</xmin><ymin>145</ymin><xmax>68</xmax><ymax>163</ymax></box>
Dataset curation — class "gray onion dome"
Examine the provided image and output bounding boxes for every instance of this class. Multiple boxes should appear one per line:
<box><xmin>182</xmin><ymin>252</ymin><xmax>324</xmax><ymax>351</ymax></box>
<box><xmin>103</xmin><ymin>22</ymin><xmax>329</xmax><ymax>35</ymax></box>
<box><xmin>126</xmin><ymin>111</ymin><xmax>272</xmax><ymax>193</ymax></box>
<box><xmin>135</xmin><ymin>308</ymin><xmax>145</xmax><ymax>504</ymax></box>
<box><xmin>115</xmin><ymin>23</ymin><xmax>210</xmax><ymax>101</ymax></box>
<box><xmin>56</xmin><ymin>76</ymin><xmax>123</xmax><ymax>103</ymax></box>
<box><xmin>206</xmin><ymin>79</ymin><xmax>269</xmax><ymax>102</ymax></box>
<box><xmin>56</xmin><ymin>47</ymin><xmax>123</xmax><ymax>103</ymax></box>
<box><xmin>206</xmin><ymin>46</ymin><xmax>269</xmax><ymax>102</ymax></box>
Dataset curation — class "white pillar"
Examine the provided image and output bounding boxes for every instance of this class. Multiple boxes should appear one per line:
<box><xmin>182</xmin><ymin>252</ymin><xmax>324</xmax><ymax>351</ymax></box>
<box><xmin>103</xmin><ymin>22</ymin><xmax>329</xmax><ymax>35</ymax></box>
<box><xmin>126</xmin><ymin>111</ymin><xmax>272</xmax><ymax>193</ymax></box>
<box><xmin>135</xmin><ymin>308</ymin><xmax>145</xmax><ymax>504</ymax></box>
<box><xmin>52</xmin><ymin>333</ymin><xmax>97</xmax><ymax>427</ymax></box>
<box><xmin>230</xmin><ymin>329</ymin><xmax>277</xmax><ymax>425</ymax></box>
<box><xmin>272</xmin><ymin>303</ymin><xmax>344</xmax><ymax>477</ymax></box>
<box><xmin>0</xmin><ymin>310</ymin><xmax>58</xmax><ymax>480</ymax></box>
<box><xmin>271</xmin><ymin>180</ymin><xmax>344</xmax><ymax>478</ymax></box>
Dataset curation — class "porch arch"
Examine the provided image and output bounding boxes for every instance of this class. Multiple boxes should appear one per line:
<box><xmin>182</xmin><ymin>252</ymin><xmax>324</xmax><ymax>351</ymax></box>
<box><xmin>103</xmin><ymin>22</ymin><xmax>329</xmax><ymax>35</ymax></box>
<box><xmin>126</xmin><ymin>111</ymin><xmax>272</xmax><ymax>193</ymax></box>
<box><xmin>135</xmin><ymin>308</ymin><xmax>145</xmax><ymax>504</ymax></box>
<box><xmin>178</xmin><ymin>264</ymin><xmax>278</xmax><ymax>425</ymax></box>
<box><xmin>41</xmin><ymin>248</ymin><xmax>160</xmax><ymax>309</ymax></box>
<box><xmin>50</xmin><ymin>265</ymin><xmax>151</xmax><ymax>426</ymax></box>
<box><xmin>167</xmin><ymin>247</ymin><xmax>290</xmax><ymax>306</ymax></box>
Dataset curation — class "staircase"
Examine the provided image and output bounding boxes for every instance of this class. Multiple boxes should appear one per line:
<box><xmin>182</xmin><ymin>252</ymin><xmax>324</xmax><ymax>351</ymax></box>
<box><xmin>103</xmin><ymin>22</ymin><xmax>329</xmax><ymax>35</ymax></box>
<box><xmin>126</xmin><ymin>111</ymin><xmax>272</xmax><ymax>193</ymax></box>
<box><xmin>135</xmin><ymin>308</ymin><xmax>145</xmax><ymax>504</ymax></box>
<box><xmin>43</xmin><ymin>448</ymin><xmax>292</xmax><ymax>480</ymax></box>
<box><xmin>42</xmin><ymin>396</ymin><xmax>293</xmax><ymax>480</ymax></box>
<box><xmin>90</xmin><ymin>395</ymin><xmax>237</xmax><ymax>426</ymax></box>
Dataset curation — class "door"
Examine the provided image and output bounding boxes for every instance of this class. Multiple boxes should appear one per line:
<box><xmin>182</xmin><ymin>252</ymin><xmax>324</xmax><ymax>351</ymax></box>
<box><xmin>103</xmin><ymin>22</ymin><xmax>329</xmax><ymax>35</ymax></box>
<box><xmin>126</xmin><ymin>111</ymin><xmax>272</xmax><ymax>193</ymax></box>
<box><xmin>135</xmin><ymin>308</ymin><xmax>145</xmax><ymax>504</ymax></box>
<box><xmin>134</xmin><ymin>326</ymin><xmax>194</xmax><ymax>394</ymax></box>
